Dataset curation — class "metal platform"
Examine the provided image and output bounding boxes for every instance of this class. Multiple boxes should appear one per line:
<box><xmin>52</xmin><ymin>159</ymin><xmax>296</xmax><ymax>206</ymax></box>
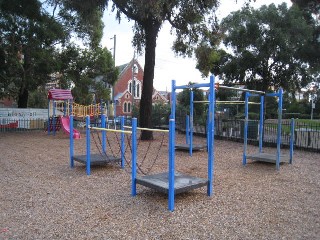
<box><xmin>73</xmin><ymin>153</ymin><xmax>121</xmax><ymax>165</ymax></box>
<box><xmin>246</xmin><ymin>152</ymin><xmax>290</xmax><ymax>164</ymax></box>
<box><xmin>175</xmin><ymin>144</ymin><xmax>207</xmax><ymax>151</ymax></box>
<box><xmin>136</xmin><ymin>172</ymin><xmax>208</xmax><ymax>195</ymax></box>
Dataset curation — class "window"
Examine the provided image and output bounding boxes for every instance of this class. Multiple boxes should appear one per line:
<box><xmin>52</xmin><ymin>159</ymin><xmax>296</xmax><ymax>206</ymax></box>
<box><xmin>128</xmin><ymin>82</ymin><xmax>132</xmax><ymax>94</ymax></box>
<box><xmin>124</xmin><ymin>102</ymin><xmax>127</xmax><ymax>112</ymax></box>
<box><xmin>128</xmin><ymin>102</ymin><xmax>131</xmax><ymax>113</ymax></box>
<box><xmin>136</xmin><ymin>83</ymin><xmax>140</xmax><ymax>98</ymax></box>
<box><xmin>128</xmin><ymin>79</ymin><xmax>142</xmax><ymax>99</ymax></box>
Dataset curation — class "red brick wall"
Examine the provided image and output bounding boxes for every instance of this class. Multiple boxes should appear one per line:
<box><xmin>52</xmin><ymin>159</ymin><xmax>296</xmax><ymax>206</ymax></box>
<box><xmin>114</xmin><ymin>60</ymin><xmax>144</xmax><ymax>116</ymax></box>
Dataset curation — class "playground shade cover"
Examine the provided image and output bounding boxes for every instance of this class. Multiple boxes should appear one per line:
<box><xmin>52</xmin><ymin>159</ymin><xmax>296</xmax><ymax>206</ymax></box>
<box><xmin>60</xmin><ymin>116</ymin><xmax>81</xmax><ymax>139</ymax></box>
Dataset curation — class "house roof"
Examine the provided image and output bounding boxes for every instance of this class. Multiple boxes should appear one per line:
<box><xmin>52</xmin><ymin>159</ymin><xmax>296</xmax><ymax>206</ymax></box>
<box><xmin>48</xmin><ymin>89</ymin><xmax>73</xmax><ymax>100</ymax></box>
<box><xmin>117</xmin><ymin>59</ymin><xmax>143</xmax><ymax>80</ymax></box>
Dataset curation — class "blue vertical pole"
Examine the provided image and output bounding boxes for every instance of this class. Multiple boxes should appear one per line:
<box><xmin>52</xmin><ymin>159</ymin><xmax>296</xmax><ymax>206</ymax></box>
<box><xmin>259</xmin><ymin>95</ymin><xmax>264</xmax><ymax>153</ymax></box>
<box><xmin>243</xmin><ymin>92</ymin><xmax>249</xmax><ymax>165</ymax></box>
<box><xmin>189</xmin><ymin>91</ymin><xmax>194</xmax><ymax>156</ymax></box>
<box><xmin>207</xmin><ymin>94</ymin><xmax>210</xmax><ymax>152</ymax></box>
<box><xmin>207</xmin><ymin>75</ymin><xmax>215</xmax><ymax>196</ymax></box>
<box><xmin>70</xmin><ymin>115</ymin><xmax>74</xmax><ymax>168</ymax></box>
<box><xmin>169</xmin><ymin>118</ymin><xmax>175</xmax><ymax>211</ymax></box>
<box><xmin>186</xmin><ymin>115</ymin><xmax>190</xmax><ymax>145</ymax></box>
<box><xmin>86</xmin><ymin>116</ymin><xmax>91</xmax><ymax>175</ymax></box>
<box><xmin>121</xmin><ymin>116</ymin><xmax>125</xmax><ymax>168</ymax></box>
<box><xmin>131</xmin><ymin>118</ymin><xmax>137</xmax><ymax>196</ymax></box>
<box><xmin>101</xmin><ymin>114</ymin><xmax>106</xmax><ymax>154</ymax></box>
<box><xmin>289</xmin><ymin>118</ymin><xmax>294</xmax><ymax>164</ymax></box>
<box><xmin>276</xmin><ymin>88</ymin><xmax>283</xmax><ymax>171</ymax></box>
<box><xmin>171</xmin><ymin>80</ymin><xmax>176</xmax><ymax>120</ymax></box>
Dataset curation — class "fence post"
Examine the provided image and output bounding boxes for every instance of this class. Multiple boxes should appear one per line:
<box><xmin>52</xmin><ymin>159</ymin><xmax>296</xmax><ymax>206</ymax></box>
<box><xmin>121</xmin><ymin>116</ymin><xmax>125</xmax><ymax>169</ymax></box>
<box><xmin>290</xmin><ymin>118</ymin><xmax>295</xmax><ymax>164</ymax></box>
<box><xmin>101</xmin><ymin>114</ymin><xmax>106</xmax><ymax>154</ymax></box>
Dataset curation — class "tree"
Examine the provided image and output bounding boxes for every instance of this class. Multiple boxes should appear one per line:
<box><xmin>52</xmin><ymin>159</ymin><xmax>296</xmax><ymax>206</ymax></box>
<box><xmin>196</xmin><ymin>3</ymin><xmax>316</xmax><ymax>95</ymax></box>
<box><xmin>0</xmin><ymin>0</ymin><xmax>105</xmax><ymax>107</ymax></box>
<box><xmin>0</xmin><ymin>0</ymin><xmax>67</xmax><ymax>107</ymax></box>
<box><xmin>177</xmin><ymin>83</ymin><xmax>206</xmax><ymax>125</ymax></box>
<box><xmin>59</xmin><ymin>0</ymin><xmax>220</xmax><ymax>139</ymax></box>
<box><xmin>57</xmin><ymin>45</ymin><xmax>118</xmax><ymax>105</ymax></box>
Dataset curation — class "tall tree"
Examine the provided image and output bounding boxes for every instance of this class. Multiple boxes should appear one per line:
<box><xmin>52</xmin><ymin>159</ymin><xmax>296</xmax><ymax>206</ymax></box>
<box><xmin>0</xmin><ymin>0</ymin><xmax>105</xmax><ymax>107</ymax></box>
<box><xmin>60</xmin><ymin>0</ymin><xmax>220</xmax><ymax>140</ymax></box>
<box><xmin>57</xmin><ymin>45</ymin><xmax>118</xmax><ymax>105</ymax></box>
<box><xmin>0</xmin><ymin>0</ymin><xmax>66</xmax><ymax>107</ymax></box>
<box><xmin>196</xmin><ymin>3</ymin><xmax>316</xmax><ymax>95</ymax></box>
<box><xmin>292</xmin><ymin>0</ymin><xmax>320</xmax><ymax>80</ymax></box>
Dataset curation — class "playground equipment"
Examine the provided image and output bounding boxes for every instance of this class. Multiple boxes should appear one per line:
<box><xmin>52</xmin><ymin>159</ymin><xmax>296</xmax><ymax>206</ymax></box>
<box><xmin>182</xmin><ymin>81</ymin><xmax>294</xmax><ymax>170</ymax></box>
<box><xmin>242</xmin><ymin>89</ymin><xmax>295</xmax><ymax>170</ymax></box>
<box><xmin>47</xmin><ymin>89</ymin><xmax>81</xmax><ymax>138</ymax></box>
<box><xmin>47</xmin><ymin>89</ymin><xmax>112</xmax><ymax>138</ymax></box>
<box><xmin>176</xmin><ymin>91</ymin><xmax>208</xmax><ymax>156</ymax></box>
<box><xmin>132</xmin><ymin>75</ymin><xmax>216</xmax><ymax>211</ymax></box>
<box><xmin>61</xmin><ymin>116</ymin><xmax>80</xmax><ymax>139</ymax></box>
<box><xmin>69</xmin><ymin>115</ymin><xmax>129</xmax><ymax>175</ymax></box>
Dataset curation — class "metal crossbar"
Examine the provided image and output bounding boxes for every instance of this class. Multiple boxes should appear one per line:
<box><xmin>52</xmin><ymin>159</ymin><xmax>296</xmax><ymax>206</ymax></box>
<box><xmin>217</xmin><ymin>85</ymin><xmax>265</xmax><ymax>94</ymax></box>
<box><xmin>123</xmin><ymin>126</ymin><xmax>169</xmax><ymax>133</ymax></box>
<box><xmin>193</xmin><ymin>100</ymin><xmax>261</xmax><ymax>105</ymax></box>
<box><xmin>89</xmin><ymin>126</ymin><xmax>131</xmax><ymax>134</ymax></box>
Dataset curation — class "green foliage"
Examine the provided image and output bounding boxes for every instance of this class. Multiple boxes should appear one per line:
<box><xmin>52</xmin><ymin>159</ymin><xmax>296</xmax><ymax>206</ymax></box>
<box><xmin>0</xmin><ymin>0</ymin><xmax>108</xmax><ymax>108</ymax></box>
<box><xmin>56</xmin><ymin>45</ymin><xmax>117</xmax><ymax>105</ymax></box>
<box><xmin>65</xmin><ymin>0</ymin><xmax>220</xmax><ymax>139</ymax></box>
<box><xmin>28</xmin><ymin>88</ymin><xmax>48</xmax><ymax>108</ymax></box>
<box><xmin>0</xmin><ymin>0</ymin><xmax>67</xmax><ymax>107</ymax></box>
<box><xmin>152</xmin><ymin>103</ymin><xmax>171</xmax><ymax>127</ymax></box>
<box><xmin>197</xmin><ymin>3</ymin><xmax>318</xmax><ymax>94</ymax></box>
<box><xmin>177</xmin><ymin>83</ymin><xmax>206</xmax><ymax>124</ymax></box>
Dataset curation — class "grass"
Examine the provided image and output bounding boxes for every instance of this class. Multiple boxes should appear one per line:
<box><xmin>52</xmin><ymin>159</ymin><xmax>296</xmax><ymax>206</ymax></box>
<box><xmin>265</xmin><ymin>119</ymin><xmax>320</xmax><ymax>135</ymax></box>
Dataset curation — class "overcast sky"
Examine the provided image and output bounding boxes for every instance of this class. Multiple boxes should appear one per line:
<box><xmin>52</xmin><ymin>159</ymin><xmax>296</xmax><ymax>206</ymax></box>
<box><xmin>101</xmin><ymin>0</ymin><xmax>292</xmax><ymax>91</ymax></box>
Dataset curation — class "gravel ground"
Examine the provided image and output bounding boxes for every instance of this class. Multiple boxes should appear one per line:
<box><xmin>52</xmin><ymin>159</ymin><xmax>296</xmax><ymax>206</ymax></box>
<box><xmin>0</xmin><ymin>131</ymin><xmax>319</xmax><ymax>239</ymax></box>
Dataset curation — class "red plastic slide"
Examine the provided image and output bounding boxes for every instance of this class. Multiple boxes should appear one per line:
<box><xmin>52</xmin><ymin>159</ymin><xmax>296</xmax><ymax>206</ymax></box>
<box><xmin>60</xmin><ymin>116</ymin><xmax>81</xmax><ymax>139</ymax></box>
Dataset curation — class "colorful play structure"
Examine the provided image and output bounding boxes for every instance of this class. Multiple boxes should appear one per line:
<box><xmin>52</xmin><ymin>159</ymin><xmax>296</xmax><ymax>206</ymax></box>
<box><xmin>67</xmin><ymin>75</ymin><xmax>295</xmax><ymax>211</ymax></box>
<box><xmin>47</xmin><ymin>89</ymin><xmax>81</xmax><ymax>139</ymax></box>
<box><xmin>47</xmin><ymin>89</ymin><xmax>115</xmax><ymax>139</ymax></box>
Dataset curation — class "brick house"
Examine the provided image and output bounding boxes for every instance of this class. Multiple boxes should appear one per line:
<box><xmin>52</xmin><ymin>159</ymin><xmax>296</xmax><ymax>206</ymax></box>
<box><xmin>114</xmin><ymin>58</ymin><xmax>168</xmax><ymax>117</ymax></box>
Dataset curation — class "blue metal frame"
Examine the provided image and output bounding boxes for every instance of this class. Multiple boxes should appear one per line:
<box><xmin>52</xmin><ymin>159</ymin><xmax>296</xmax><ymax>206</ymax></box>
<box><xmin>189</xmin><ymin>91</ymin><xmax>194</xmax><ymax>156</ymax></box>
<box><xmin>101</xmin><ymin>115</ymin><xmax>106</xmax><ymax>154</ymax></box>
<box><xmin>86</xmin><ymin>116</ymin><xmax>91</xmax><ymax>175</ymax></box>
<box><xmin>242</xmin><ymin>92</ymin><xmax>249</xmax><ymax>165</ymax></box>
<box><xmin>259</xmin><ymin>95</ymin><xmax>264</xmax><ymax>153</ymax></box>
<box><xmin>70</xmin><ymin>115</ymin><xmax>74</xmax><ymax>168</ymax></box>
<box><xmin>207</xmin><ymin>75</ymin><xmax>215</xmax><ymax>196</ymax></box>
<box><xmin>186</xmin><ymin>115</ymin><xmax>190</xmax><ymax>145</ymax></box>
<box><xmin>276</xmin><ymin>89</ymin><xmax>283</xmax><ymax>170</ymax></box>
<box><xmin>168</xmin><ymin>118</ymin><xmax>175</xmax><ymax>211</ymax></box>
<box><xmin>243</xmin><ymin>88</ymin><xmax>292</xmax><ymax>170</ymax></box>
<box><xmin>131</xmin><ymin>118</ymin><xmax>137</xmax><ymax>196</ymax></box>
<box><xmin>170</xmin><ymin>75</ymin><xmax>216</xmax><ymax>211</ymax></box>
